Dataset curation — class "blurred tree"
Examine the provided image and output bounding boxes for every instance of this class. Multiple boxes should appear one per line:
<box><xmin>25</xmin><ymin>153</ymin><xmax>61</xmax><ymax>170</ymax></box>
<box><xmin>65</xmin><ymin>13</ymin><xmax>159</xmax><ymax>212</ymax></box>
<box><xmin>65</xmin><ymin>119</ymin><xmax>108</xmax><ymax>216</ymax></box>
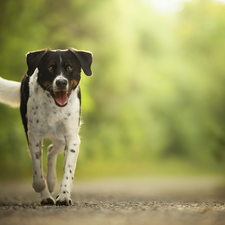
<box><xmin>1</xmin><ymin>0</ymin><xmax>225</xmax><ymax>179</ymax></box>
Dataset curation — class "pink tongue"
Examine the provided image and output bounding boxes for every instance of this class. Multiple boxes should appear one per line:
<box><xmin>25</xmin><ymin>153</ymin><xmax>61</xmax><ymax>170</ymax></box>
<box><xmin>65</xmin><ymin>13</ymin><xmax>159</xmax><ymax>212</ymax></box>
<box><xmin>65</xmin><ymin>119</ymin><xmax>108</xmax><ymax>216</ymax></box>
<box><xmin>55</xmin><ymin>91</ymin><xmax>68</xmax><ymax>106</ymax></box>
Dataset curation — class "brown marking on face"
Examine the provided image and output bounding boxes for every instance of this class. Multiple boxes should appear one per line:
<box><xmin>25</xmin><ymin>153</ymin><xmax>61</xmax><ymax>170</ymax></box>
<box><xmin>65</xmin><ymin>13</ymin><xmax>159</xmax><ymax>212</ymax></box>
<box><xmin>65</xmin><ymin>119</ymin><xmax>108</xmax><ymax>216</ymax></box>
<box><xmin>43</xmin><ymin>81</ymin><xmax>52</xmax><ymax>89</ymax></box>
<box><xmin>71</xmin><ymin>79</ymin><xmax>78</xmax><ymax>89</ymax></box>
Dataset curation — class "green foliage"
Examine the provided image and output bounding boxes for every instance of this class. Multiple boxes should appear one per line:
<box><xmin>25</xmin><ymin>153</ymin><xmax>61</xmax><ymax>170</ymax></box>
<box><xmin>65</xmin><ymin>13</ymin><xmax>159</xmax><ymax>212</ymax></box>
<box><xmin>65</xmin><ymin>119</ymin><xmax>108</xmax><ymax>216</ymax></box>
<box><xmin>1</xmin><ymin>0</ymin><xmax>225</xmax><ymax>180</ymax></box>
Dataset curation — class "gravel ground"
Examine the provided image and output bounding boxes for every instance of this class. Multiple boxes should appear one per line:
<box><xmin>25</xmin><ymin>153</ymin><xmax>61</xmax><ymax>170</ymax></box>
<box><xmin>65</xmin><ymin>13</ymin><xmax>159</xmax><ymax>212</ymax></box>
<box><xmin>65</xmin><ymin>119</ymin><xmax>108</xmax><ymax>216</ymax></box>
<box><xmin>0</xmin><ymin>177</ymin><xmax>225</xmax><ymax>225</ymax></box>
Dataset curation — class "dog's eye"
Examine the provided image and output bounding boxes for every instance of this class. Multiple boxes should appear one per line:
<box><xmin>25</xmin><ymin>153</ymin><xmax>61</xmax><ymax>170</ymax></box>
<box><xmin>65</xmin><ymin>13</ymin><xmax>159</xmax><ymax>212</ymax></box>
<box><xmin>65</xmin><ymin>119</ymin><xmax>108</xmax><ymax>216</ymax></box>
<box><xmin>48</xmin><ymin>66</ymin><xmax>53</xmax><ymax>71</ymax></box>
<box><xmin>67</xmin><ymin>65</ymin><xmax>73</xmax><ymax>71</ymax></box>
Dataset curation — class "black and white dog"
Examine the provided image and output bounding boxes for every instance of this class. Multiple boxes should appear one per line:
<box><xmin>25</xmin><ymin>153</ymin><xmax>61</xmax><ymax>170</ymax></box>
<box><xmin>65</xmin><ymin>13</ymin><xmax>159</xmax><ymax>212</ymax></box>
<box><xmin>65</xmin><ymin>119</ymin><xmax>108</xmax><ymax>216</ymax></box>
<box><xmin>0</xmin><ymin>48</ymin><xmax>93</xmax><ymax>206</ymax></box>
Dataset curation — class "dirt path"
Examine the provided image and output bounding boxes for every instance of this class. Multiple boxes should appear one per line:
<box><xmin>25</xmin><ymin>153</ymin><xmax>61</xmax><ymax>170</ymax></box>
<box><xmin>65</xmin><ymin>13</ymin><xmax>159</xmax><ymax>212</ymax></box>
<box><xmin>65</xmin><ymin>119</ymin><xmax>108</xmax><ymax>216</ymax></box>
<box><xmin>0</xmin><ymin>177</ymin><xmax>225</xmax><ymax>225</ymax></box>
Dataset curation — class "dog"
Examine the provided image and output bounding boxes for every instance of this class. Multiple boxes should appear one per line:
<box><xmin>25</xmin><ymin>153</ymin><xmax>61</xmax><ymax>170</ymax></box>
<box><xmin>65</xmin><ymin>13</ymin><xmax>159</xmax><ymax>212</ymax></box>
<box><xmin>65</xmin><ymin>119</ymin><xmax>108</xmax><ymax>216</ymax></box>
<box><xmin>0</xmin><ymin>48</ymin><xmax>93</xmax><ymax>206</ymax></box>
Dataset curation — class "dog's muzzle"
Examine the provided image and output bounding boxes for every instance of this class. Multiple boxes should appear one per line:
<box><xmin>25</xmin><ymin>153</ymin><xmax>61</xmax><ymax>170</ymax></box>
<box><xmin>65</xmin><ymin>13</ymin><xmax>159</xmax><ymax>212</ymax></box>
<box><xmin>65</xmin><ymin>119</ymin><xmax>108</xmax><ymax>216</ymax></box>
<box><xmin>53</xmin><ymin>78</ymin><xmax>70</xmax><ymax>107</ymax></box>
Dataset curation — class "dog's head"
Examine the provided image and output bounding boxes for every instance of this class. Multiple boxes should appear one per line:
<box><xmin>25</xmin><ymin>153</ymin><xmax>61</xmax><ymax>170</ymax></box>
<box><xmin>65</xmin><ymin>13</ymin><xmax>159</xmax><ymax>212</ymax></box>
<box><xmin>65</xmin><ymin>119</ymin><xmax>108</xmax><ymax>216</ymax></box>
<box><xmin>26</xmin><ymin>48</ymin><xmax>93</xmax><ymax>107</ymax></box>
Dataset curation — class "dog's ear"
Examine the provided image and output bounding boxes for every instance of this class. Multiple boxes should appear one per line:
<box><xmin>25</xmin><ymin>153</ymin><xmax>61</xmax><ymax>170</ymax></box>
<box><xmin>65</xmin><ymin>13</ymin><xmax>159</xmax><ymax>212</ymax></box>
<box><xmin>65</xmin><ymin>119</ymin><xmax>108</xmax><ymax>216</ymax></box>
<box><xmin>69</xmin><ymin>48</ymin><xmax>93</xmax><ymax>76</ymax></box>
<box><xmin>26</xmin><ymin>49</ymin><xmax>49</xmax><ymax>76</ymax></box>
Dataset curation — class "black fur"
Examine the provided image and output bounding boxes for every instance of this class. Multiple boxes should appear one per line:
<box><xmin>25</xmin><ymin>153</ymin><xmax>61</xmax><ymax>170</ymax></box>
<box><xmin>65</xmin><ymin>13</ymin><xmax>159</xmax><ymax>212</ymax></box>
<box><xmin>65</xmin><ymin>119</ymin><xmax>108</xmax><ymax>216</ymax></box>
<box><xmin>20</xmin><ymin>76</ymin><xmax>30</xmax><ymax>140</ymax></box>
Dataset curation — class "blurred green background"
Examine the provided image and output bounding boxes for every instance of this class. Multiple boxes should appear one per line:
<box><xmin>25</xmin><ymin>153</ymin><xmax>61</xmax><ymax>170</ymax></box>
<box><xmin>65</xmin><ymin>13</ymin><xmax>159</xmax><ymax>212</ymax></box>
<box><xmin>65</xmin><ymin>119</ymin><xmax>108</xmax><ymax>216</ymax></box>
<box><xmin>1</xmin><ymin>0</ymin><xmax>225</xmax><ymax>181</ymax></box>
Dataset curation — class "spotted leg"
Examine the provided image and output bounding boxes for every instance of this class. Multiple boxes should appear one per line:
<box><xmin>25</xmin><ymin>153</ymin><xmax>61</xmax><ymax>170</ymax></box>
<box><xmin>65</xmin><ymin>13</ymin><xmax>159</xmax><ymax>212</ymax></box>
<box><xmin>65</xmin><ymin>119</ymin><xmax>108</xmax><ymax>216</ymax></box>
<box><xmin>27</xmin><ymin>132</ymin><xmax>45</xmax><ymax>193</ymax></box>
<box><xmin>56</xmin><ymin>136</ymin><xmax>80</xmax><ymax>206</ymax></box>
<box><xmin>40</xmin><ymin>141</ymin><xmax>64</xmax><ymax>205</ymax></box>
<box><xmin>47</xmin><ymin>141</ymin><xmax>64</xmax><ymax>193</ymax></box>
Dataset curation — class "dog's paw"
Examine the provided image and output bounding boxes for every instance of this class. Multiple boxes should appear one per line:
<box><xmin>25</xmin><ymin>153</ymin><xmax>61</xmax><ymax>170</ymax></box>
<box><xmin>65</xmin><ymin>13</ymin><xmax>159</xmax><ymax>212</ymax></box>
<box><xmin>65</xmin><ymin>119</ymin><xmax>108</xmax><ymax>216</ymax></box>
<box><xmin>32</xmin><ymin>177</ymin><xmax>46</xmax><ymax>193</ymax></box>
<box><xmin>56</xmin><ymin>194</ymin><xmax>73</xmax><ymax>206</ymax></box>
<box><xmin>41</xmin><ymin>197</ymin><xmax>56</xmax><ymax>205</ymax></box>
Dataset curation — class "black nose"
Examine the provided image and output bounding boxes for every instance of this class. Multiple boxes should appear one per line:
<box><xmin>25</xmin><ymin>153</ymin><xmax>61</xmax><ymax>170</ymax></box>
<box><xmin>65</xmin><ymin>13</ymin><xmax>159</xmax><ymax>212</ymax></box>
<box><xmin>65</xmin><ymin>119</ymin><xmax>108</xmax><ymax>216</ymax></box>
<box><xmin>56</xmin><ymin>79</ymin><xmax>68</xmax><ymax>89</ymax></box>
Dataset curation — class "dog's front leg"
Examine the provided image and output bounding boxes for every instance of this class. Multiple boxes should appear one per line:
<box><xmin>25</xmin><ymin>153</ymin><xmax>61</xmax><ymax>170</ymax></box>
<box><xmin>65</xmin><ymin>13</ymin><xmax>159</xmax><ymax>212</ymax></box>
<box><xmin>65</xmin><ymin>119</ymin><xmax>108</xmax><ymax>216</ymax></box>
<box><xmin>28</xmin><ymin>132</ymin><xmax>46</xmax><ymax>193</ymax></box>
<box><xmin>56</xmin><ymin>136</ymin><xmax>80</xmax><ymax>206</ymax></box>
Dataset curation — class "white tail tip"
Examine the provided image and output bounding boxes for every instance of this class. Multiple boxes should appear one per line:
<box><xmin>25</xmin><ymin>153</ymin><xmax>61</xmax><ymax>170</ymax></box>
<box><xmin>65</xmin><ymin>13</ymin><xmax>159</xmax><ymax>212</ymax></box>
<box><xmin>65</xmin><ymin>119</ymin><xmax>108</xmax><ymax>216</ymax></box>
<box><xmin>0</xmin><ymin>77</ymin><xmax>21</xmax><ymax>107</ymax></box>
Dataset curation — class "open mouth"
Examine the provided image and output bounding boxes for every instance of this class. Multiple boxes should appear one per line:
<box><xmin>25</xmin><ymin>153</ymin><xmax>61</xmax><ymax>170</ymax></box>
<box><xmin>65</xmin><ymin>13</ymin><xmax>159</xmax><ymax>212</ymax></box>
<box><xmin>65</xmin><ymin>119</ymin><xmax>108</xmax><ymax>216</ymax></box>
<box><xmin>54</xmin><ymin>90</ymin><xmax>71</xmax><ymax>107</ymax></box>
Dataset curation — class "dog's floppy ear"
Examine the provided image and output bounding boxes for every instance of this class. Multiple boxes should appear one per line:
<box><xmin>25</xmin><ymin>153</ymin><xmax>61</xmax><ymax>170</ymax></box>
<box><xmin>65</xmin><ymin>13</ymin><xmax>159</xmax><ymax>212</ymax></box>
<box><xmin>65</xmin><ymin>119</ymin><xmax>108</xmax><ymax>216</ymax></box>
<box><xmin>26</xmin><ymin>49</ymin><xmax>49</xmax><ymax>76</ymax></box>
<box><xmin>69</xmin><ymin>48</ymin><xmax>93</xmax><ymax>76</ymax></box>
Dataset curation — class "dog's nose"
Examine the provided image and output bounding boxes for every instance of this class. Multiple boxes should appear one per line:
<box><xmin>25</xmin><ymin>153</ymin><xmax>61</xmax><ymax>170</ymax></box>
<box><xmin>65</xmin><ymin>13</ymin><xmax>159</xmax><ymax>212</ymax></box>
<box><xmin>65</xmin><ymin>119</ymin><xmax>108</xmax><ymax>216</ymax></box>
<box><xmin>56</xmin><ymin>79</ymin><xmax>68</xmax><ymax>89</ymax></box>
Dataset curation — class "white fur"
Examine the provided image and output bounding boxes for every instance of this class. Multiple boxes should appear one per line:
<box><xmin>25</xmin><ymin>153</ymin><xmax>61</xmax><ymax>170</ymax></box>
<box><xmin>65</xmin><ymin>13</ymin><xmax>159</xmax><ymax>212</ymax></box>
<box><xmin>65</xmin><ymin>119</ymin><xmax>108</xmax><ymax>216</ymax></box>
<box><xmin>0</xmin><ymin>77</ymin><xmax>21</xmax><ymax>107</ymax></box>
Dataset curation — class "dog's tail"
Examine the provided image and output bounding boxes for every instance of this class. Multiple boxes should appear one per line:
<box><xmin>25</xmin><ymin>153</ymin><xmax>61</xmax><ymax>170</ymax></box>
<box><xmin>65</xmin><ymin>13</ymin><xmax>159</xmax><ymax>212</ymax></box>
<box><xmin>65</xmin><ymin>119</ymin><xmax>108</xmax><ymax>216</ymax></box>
<box><xmin>0</xmin><ymin>77</ymin><xmax>21</xmax><ymax>107</ymax></box>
